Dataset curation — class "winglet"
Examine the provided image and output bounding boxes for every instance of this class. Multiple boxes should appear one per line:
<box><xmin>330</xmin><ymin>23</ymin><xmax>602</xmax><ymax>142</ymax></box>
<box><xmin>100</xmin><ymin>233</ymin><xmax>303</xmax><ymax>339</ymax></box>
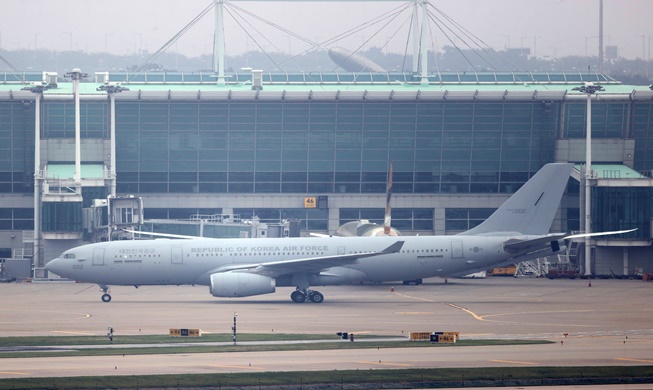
<box><xmin>382</xmin><ymin>241</ymin><xmax>404</xmax><ymax>254</ymax></box>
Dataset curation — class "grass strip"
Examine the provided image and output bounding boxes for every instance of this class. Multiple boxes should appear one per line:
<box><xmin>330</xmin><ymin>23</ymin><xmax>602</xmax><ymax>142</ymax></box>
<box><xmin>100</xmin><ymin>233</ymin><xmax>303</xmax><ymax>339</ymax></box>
<box><xmin>0</xmin><ymin>366</ymin><xmax>652</xmax><ymax>389</ymax></box>
<box><xmin>0</xmin><ymin>339</ymin><xmax>551</xmax><ymax>359</ymax></box>
<box><xmin>0</xmin><ymin>333</ymin><xmax>344</xmax><ymax>347</ymax></box>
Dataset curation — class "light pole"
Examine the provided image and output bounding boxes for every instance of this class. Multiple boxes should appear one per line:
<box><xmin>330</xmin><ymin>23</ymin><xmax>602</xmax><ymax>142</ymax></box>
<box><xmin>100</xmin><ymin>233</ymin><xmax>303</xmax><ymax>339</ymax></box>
<box><xmin>533</xmin><ymin>35</ymin><xmax>541</xmax><ymax>58</ymax></box>
<box><xmin>21</xmin><ymin>83</ymin><xmax>50</xmax><ymax>277</ymax></box>
<box><xmin>572</xmin><ymin>82</ymin><xmax>605</xmax><ymax>277</ymax></box>
<box><xmin>648</xmin><ymin>37</ymin><xmax>653</xmax><ymax>79</ymax></box>
<box><xmin>63</xmin><ymin>69</ymin><xmax>88</xmax><ymax>184</ymax></box>
<box><xmin>232</xmin><ymin>311</ymin><xmax>238</xmax><ymax>345</ymax></box>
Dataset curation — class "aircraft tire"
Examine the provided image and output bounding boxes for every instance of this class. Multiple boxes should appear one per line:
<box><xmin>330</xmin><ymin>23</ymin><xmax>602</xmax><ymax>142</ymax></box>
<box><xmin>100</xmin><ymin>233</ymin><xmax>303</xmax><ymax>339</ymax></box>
<box><xmin>290</xmin><ymin>290</ymin><xmax>306</xmax><ymax>303</ymax></box>
<box><xmin>101</xmin><ymin>294</ymin><xmax>112</xmax><ymax>303</ymax></box>
<box><xmin>308</xmin><ymin>291</ymin><xmax>324</xmax><ymax>303</ymax></box>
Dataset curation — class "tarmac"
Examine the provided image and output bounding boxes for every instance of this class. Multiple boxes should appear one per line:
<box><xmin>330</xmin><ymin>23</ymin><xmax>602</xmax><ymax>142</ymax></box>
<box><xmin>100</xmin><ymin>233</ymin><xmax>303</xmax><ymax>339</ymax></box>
<box><xmin>0</xmin><ymin>276</ymin><xmax>652</xmax><ymax>380</ymax></box>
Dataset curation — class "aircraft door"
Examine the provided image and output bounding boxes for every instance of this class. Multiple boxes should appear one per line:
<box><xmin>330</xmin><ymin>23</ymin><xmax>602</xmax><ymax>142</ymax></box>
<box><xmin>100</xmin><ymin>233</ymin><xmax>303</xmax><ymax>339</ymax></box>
<box><xmin>171</xmin><ymin>247</ymin><xmax>183</xmax><ymax>264</ymax></box>
<box><xmin>451</xmin><ymin>241</ymin><xmax>464</xmax><ymax>259</ymax></box>
<box><xmin>338</xmin><ymin>247</ymin><xmax>346</xmax><ymax>255</ymax></box>
<box><xmin>92</xmin><ymin>248</ymin><xmax>105</xmax><ymax>266</ymax></box>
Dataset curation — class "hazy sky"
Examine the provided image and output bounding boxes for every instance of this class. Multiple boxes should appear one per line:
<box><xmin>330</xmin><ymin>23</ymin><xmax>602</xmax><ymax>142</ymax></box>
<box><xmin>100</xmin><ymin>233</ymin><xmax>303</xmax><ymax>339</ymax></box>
<box><xmin>2</xmin><ymin>0</ymin><xmax>652</xmax><ymax>60</ymax></box>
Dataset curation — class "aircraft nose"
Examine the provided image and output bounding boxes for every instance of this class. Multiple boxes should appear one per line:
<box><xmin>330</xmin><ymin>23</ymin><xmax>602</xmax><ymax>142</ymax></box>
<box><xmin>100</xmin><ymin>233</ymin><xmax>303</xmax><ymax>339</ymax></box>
<box><xmin>45</xmin><ymin>258</ymin><xmax>63</xmax><ymax>275</ymax></box>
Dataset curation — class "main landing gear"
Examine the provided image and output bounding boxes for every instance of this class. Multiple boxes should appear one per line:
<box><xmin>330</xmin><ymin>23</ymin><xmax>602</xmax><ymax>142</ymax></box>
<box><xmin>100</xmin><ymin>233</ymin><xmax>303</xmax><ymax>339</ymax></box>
<box><xmin>100</xmin><ymin>285</ymin><xmax>112</xmax><ymax>302</ymax></box>
<box><xmin>290</xmin><ymin>288</ymin><xmax>324</xmax><ymax>303</ymax></box>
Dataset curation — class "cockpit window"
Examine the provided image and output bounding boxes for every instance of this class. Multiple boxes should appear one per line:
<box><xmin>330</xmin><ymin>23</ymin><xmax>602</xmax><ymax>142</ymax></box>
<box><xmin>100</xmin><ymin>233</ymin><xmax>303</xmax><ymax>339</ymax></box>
<box><xmin>63</xmin><ymin>253</ymin><xmax>76</xmax><ymax>259</ymax></box>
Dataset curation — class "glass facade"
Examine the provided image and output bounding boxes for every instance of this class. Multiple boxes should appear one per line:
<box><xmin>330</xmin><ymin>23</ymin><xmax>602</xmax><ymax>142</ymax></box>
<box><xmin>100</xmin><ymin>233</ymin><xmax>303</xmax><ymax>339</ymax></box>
<box><xmin>592</xmin><ymin>187</ymin><xmax>652</xmax><ymax>239</ymax></box>
<box><xmin>0</xmin><ymin>101</ymin><xmax>35</xmax><ymax>194</ymax></box>
<box><xmin>42</xmin><ymin>202</ymin><xmax>82</xmax><ymax>233</ymax></box>
<box><xmin>2</xmin><ymin>90</ymin><xmax>653</xmax><ymax>235</ymax></box>
<box><xmin>563</xmin><ymin>101</ymin><xmax>630</xmax><ymax>139</ymax></box>
<box><xmin>42</xmin><ymin>102</ymin><xmax>108</xmax><ymax>138</ymax></box>
<box><xmin>633</xmin><ymin>102</ymin><xmax>653</xmax><ymax>171</ymax></box>
<box><xmin>0</xmin><ymin>208</ymin><xmax>34</xmax><ymax>230</ymax></box>
<box><xmin>445</xmin><ymin>208</ymin><xmax>496</xmax><ymax>232</ymax></box>
<box><xmin>114</xmin><ymin>100</ymin><xmax>560</xmax><ymax>195</ymax></box>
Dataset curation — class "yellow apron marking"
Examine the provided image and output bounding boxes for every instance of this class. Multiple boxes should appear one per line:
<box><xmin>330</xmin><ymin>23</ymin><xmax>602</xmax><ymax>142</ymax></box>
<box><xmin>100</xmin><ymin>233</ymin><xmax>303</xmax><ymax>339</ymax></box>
<box><xmin>447</xmin><ymin>304</ymin><xmax>599</xmax><ymax>327</ymax></box>
<box><xmin>615</xmin><ymin>358</ymin><xmax>653</xmax><ymax>363</ymax></box>
<box><xmin>391</xmin><ymin>291</ymin><xmax>436</xmax><ymax>303</ymax></box>
<box><xmin>491</xmin><ymin>359</ymin><xmax>537</xmax><ymax>365</ymax></box>
<box><xmin>51</xmin><ymin>330</ymin><xmax>96</xmax><ymax>335</ymax></box>
<box><xmin>395</xmin><ymin>312</ymin><xmax>433</xmax><ymax>315</ymax></box>
<box><xmin>0</xmin><ymin>371</ymin><xmax>28</xmax><ymax>375</ymax></box>
<box><xmin>357</xmin><ymin>361</ymin><xmax>412</xmax><ymax>367</ymax></box>
<box><xmin>209</xmin><ymin>364</ymin><xmax>264</xmax><ymax>370</ymax></box>
<box><xmin>447</xmin><ymin>303</ymin><xmax>484</xmax><ymax>320</ymax></box>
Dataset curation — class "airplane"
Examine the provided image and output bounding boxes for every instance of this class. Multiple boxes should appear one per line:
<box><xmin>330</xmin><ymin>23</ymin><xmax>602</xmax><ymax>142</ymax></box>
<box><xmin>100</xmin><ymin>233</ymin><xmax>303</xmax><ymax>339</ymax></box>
<box><xmin>45</xmin><ymin>163</ymin><xmax>632</xmax><ymax>303</ymax></box>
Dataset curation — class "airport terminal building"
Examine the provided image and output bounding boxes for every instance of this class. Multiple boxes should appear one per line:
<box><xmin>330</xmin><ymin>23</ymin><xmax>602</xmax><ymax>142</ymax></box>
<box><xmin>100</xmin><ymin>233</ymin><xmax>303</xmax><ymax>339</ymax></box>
<box><xmin>1</xmin><ymin>70</ymin><xmax>652</xmax><ymax>278</ymax></box>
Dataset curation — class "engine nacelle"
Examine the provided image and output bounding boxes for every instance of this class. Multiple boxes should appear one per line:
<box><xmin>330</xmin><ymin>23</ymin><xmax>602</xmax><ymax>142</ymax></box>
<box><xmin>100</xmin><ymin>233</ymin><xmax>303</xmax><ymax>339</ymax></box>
<box><xmin>210</xmin><ymin>272</ymin><xmax>276</xmax><ymax>297</ymax></box>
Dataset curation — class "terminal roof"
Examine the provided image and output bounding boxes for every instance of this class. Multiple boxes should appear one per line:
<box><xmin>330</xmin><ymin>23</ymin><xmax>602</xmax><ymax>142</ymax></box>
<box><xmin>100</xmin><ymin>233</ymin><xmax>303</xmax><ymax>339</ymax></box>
<box><xmin>1</xmin><ymin>71</ymin><xmax>651</xmax><ymax>101</ymax></box>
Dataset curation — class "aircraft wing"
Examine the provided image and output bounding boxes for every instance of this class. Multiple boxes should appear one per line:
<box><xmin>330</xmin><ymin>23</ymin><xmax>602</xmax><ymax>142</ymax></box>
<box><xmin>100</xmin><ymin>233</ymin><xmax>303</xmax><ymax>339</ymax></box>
<box><xmin>210</xmin><ymin>241</ymin><xmax>404</xmax><ymax>278</ymax></box>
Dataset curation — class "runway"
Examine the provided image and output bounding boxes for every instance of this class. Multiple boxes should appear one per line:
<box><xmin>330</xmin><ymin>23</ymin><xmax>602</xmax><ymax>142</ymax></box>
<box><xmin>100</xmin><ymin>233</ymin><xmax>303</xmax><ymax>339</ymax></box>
<box><xmin>0</xmin><ymin>277</ymin><xmax>652</xmax><ymax>379</ymax></box>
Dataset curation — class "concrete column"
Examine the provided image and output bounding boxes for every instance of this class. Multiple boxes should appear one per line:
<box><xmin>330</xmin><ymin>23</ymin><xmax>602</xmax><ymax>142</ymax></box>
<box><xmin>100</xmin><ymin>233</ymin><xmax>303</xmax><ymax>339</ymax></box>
<box><xmin>109</xmin><ymin>93</ymin><xmax>117</xmax><ymax>197</ymax></box>
<box><xmin>623</xmin><ymin>246</ymin><xmax>629</xmax><ymax>276</ymax></box>
<box><xmin>74</xmin><ymin>74</ymin><xmax>81</xmax><ymax>183</ymax></box>
<box><xmin>584</xmin><ymin>92</ymin><xmax>592</xmax><ymax>276</ymax></box>
<box><xmin>33</xmin><ymin>94</ymin><xmax>42</xmax><ymax>274</ymax></box>
<box><xmin>328</xmin><ymin>207</ymin><xmax>340</xmax><ymax>235</ymax></box>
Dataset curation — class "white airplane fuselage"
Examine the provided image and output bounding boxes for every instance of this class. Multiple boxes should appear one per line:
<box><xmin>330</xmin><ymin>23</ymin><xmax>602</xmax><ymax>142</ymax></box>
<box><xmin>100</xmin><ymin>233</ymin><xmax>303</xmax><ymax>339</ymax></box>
<box><xmin>49</xmin><ymin>235</ymin><xmax>518</xmax><ymax>287</ymax></box>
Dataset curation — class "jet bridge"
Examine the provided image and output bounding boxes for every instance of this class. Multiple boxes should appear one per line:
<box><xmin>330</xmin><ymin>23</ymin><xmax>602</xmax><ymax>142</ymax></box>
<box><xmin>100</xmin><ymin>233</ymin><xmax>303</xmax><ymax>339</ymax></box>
<box><xmin>83</xmin><ymin>195</ymin><xmax>144</xmax><ymax>242</ymax></box>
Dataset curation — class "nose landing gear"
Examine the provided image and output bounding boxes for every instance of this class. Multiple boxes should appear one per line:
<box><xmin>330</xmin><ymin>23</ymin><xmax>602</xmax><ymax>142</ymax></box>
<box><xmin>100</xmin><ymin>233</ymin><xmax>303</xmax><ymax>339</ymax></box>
<box><xmin>100</xmin><ymin>285</ymin><xmax>112</xmax><ymax>302</ymax></box>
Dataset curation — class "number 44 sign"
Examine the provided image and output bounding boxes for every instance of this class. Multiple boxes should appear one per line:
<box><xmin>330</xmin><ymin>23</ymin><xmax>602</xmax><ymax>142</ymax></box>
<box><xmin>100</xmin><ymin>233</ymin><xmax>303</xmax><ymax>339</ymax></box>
<box><xmin>304</xmin><ymin>197</ymin><xmax>317</xmax><ymax>208</ymax></box>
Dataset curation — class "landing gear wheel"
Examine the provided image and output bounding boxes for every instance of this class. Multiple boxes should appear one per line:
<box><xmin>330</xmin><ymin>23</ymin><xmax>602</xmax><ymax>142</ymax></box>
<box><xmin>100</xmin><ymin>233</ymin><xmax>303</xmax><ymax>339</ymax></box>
<box><xmin>308</xmin><ymin>291</ymin><xmax>324</xmax><ymax>303</ymax></box>
<box><xmin>290</xmin><ymin>290</ymin><xmax>306</xmax><ymax>303</ymax></box>
<box><xmin>101</xmin><ymin>293</ymin><xmax>112</xmax><ymax>303</ymax></box>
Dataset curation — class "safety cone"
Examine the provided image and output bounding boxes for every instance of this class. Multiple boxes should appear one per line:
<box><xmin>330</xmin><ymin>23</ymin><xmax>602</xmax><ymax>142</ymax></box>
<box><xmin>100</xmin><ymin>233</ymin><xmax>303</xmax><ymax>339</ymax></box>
<box><xmin>588</xmin><ymin>280</ymin><xmax>592</xmax><ymax>287</ymax></box>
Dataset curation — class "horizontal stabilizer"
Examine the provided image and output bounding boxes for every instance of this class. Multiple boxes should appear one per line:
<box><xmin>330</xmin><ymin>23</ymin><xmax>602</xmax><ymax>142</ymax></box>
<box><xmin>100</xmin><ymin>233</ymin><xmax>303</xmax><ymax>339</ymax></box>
<box><xmin>566</xmin><ymin>228</ymin><xmax>638</xmax><ymax>240</ymax></box>
<box><xmin>503</xmin><ymin>234</ymin><xmax>568</xmax><ymax>253</ymax></box>
<box><xmin>504</xmin><ymin>228</ymin><xmax>638</xmax><ymax>254</ymax></box>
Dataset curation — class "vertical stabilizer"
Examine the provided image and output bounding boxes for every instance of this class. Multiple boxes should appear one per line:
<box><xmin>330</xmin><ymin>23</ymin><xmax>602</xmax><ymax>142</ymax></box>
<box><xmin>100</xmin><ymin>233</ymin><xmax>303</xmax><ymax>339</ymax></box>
<box><xmin>460</xmin><ymin>163</ymin><xmax>573</xmax><ymax>236</ymax></box>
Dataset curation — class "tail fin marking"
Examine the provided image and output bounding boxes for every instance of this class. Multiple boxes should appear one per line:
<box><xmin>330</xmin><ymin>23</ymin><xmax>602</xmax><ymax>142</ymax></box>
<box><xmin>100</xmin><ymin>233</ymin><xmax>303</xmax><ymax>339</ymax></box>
<box><xmin>460</xmin><ymin>163</ymin><xmax>573</xmax><ymax>236</ymax></box>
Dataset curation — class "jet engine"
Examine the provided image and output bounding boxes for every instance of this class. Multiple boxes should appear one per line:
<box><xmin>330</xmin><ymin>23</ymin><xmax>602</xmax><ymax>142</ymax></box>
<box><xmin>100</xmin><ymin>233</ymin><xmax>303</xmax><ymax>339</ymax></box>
<box><xmin>210</xmin><ymin>272</ymin><xmax>276</xmax><ymax>297</ymax></box>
